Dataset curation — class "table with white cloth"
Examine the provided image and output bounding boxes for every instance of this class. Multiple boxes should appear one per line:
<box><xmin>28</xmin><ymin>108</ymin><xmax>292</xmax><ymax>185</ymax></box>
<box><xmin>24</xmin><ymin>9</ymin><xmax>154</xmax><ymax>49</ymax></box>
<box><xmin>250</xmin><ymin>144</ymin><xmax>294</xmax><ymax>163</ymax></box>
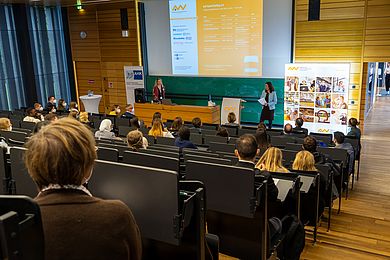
<box><xmin>79</xmin><ymin>95</ymin><xmax>102</xmax><ymax>114</ymax></box>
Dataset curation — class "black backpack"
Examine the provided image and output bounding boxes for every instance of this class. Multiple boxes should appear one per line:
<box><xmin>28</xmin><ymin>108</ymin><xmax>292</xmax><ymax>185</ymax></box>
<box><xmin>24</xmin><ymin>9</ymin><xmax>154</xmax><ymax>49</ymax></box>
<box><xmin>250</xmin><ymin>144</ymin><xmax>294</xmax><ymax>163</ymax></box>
<box><xmin>277</xmin><ymin>214</ymin><xmax>305</xmax><ymax>260</ymax></box>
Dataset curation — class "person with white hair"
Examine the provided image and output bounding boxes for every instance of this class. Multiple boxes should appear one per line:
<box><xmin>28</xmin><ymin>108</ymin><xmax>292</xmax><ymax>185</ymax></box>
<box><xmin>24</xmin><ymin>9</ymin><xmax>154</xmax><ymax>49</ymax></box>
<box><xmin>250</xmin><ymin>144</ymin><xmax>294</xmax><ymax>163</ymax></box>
<box><xmin>94</xmin><ymin>119</ymin><xmax>116</xmax><ymax>140</ymax></box>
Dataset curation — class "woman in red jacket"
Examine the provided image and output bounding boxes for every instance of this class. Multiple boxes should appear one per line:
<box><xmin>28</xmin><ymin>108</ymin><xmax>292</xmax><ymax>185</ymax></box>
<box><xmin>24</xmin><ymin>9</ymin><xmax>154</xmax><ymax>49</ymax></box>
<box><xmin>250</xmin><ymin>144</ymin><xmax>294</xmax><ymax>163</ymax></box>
<box><xmin>153</xmin><ymin>78</ymin><xmax>165</xmax><ymax>103</ymax></box>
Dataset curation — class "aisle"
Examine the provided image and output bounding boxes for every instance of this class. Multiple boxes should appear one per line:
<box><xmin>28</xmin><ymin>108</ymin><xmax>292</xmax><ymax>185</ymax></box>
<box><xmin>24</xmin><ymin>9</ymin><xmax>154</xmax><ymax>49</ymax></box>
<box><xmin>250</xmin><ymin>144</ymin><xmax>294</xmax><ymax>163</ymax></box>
<box><xmin>301</xmin><ymin>96</ymin><xmax>390</xmax><ymax>259</ymax></box>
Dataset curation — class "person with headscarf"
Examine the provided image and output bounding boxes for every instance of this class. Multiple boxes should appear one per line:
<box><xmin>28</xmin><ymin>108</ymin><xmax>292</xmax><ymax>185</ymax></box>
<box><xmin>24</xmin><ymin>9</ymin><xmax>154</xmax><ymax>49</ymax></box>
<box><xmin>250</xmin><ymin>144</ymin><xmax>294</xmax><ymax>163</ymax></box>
<box><xmin>94</xmin><ymin>119</ymin><xmax>116</xmax><ymax>140</ymax></box>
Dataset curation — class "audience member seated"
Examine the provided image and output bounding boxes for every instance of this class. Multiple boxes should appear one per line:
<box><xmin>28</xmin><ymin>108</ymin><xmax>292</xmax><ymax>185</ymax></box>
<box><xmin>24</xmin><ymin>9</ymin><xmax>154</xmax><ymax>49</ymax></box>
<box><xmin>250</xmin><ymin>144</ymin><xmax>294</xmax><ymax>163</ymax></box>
<box><xmin>169</xmin><ymin>117</ymin><xmax>183</xmax><ymax>137</ymax></box>
<box><xmin>216</xmin><ymin>127</ymin><xmax>229</xmax><ymax>139</ymax></box>
<box><xmin>303</xmin><ymin>136</ymin><xmax>342</xmax><ymax>190</ymax></box>
<box><xmin>109</xmin><ymin>105</ymin><xmax>121</xmax><ymax>116</ymax></box>
<box><xmin>152</xmin><ymin>112</ymin><xmax>166</xmax><ymax>129</ymax></box>
<box><xmin>23</xmin><ymin>108</ymin><xmax>41</xmax><ymax>123</ymax></box>
<box><xmin>95</xmin><ymin>119</ymin><xmax>118</xmax><ymax>140</ymax></box>
<box><xmin>334</xmin><ymin>131</ymin><xmax>354</xmax><ymax>175</ymax></box>
<box><xmin>292</xmin><ymin>150</ymin><xmax>325</xmax><ymax>224</ymax></box>
<box><xmin>129</xmin><ymin>117</ymin><xmax>143</xmax><ymax>131</ymax></box>
<box><xmin>121</xmin><ymin>104</ymin><xmax>135</xmax><ymax>119</ymax></box>
<box><xmin>79</xmin><ymin>112</ymin><xmax>93</xmax><ymax>128</ymax></box>
<box><xmin>191</xmin><ymin>117</ymin><xmax>202</xmax><ymax>133</ymax></box>
<box><xmin>45</xmin><ymin>95</ymin><xmax>57</xmax><ymax>112</ymax></box>
<box><xmin>0</xmin><ymin>117</ymin><xmax>12</xmax><ymax>131</ymax></box>
<box><xmin>69</xmin><ymin>101</ymin><xmax>79</xmax><ymax>113</ymax></box>
<box><xmin>347</xmin><ymin>118</ymin><xmax>361</xmax><ymax>139</ymax></box>
<box><xmin>44</xmin><ymin>113</ymin><xmax>58</xmax><ymax>122</ymax></box>
<box><xmin>283</xmin><ymin>123</ymin><xmax>293</xmax><ymax>135</ymax></box>
<box><xmin>256</xmin><ymin>147</ymin><xmax>289</xmax><ymax>173</ymax></box>
<box><xmin>293</xmin><ymin>118</ymin><xmax>309</xmax><ymax>136</ymax></box>
<box><xmin>292</xmin><ymin>151</ymin><xmax>317</xmax><ymax>172</ymax></box>
<box><xmin>235</xmin><ymin>134</ymin><xmax>278</xmax><ymax>202</ymax></box>
<box><xmin>34</xmin><ymin>102</ymin><xmax>45</xmax><ymax>120</ymax></box>
<box><xmin>255</xmin><ymin>126</ymin><xmax>271</xmax><ymax>152</ymax></box>
<box><xmin>127</xmin><ymin>130</ymin><xmax>147</xmax><ymax>151</ymax></box>
<box><xmin>33</xmin><ymin>121</ymin><xmax>51</xmax><ymax>134</ymax></box>
<box><xmin>0</xmin><ymin>118</ymin><xmax>11</xmax><ymax>152</ymax></box>
<box><xmin>57</xmin><ymin>99</ymin><xmax>67</xmax><ymax>112</ymax></box>
<box><xmin>175</xmin><ymin>126</ymin><xmax>197</xmax><ymax>149</ymax></box>
<box><xmin>224</xmin><ymin>112</ymin><xmax>239</xmax><ymax>127</ymax></box>
<box><xmin>148</xmin><ymin>118</ymin><xmax>174</xmax><ymax>138</ymax></box>
<box><xmin>24</xmin><ymin>118</ymin><xmax>142</xmax><ymax>259</ymax></box>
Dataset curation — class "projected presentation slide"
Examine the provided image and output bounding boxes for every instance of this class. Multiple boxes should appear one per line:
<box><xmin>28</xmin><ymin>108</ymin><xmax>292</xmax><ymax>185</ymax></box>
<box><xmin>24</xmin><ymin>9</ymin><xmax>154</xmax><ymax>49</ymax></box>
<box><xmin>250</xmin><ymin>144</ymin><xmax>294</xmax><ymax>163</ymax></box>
<box><xmin>284</xmin><ymin>64</ymin><xmax>350</xmax><ymax>134</ymax></box>
<box><xmin>169</xmin><ymin>0</ymin><xmax>263</xmax><ymax>77</ymax></box>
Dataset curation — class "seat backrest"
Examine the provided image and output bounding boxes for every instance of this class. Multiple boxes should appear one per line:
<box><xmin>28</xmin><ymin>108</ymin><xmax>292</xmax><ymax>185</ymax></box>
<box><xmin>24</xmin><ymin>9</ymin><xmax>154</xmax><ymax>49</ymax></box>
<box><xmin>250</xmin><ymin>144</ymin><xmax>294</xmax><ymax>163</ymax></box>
<box><xmin>190</xmin><ymin>133</ymin><xmax>203</xmax><ymax>145</ymax></box>
<box><xmin>200</xmin><ymin>129</ymin><xmax>217</xmax><ymax>136</ymax></box>
<box><xmin>12</xmin><ymin>128</ymin><xmax>31</xmax><ymax>135</ymax></box>
<box><xmin>156</xmin><ymin>136</ymin><xmax>175</xmax><ymax>146</ymax></box>
<box><xmin>118</xmin><ymin>126</ymin><xmax>133</xmax><ymax>137</ymax></box>
<box><xmin>318</xmin><ymin>147</ymin><xmax>348</xmax><ymax>166</ymax></box>
<box><xmin>271</xmin><ymin>136</ymin><xmax>296</xmax><ymax>148</ymax></box>
<box><xmin>184</xmin><ymin>154</ymin><xmax>231</xmax><ymax>166</ymax></box>
<box><xmin>285</xmin><ymin>142</ymin><xmax>302</xmax><ymax>151</ymax></box>
<box><xmin>309</xmin><ymin>133</ymin><xmax>332</xmax><ymax>144</ymax></box>
<box><xmin>209</xmin><ymin>142</ymin><xmax>235</xmax><ymax>153</ymax></box>
<box><xmin>149</xmin><ymin>144</ymin><xmax>180</xmax><ymax>153</ymax></box>
<box><xmin>224</xmin><ymin>126</ymin><xmax>238</xmax><ymax>137</ymax></box>
<box><xmin>202</xmin><ymin>124</ymin><xmax>219</xmax><ymax>130</ymax></box>
<box><xmin>140</xmin><ymin>148</ymin><xmax>179</xmax><ymax>159</ymax></box>
<box><xmin>97</xmin><ymin>147</ymin><xmax>119</xmax><ymax>162</ymax></box>
<box><xmin>238</xmin><ymin>127</ymin><xmax>256</xmax><ymax>136</ymax></box>
<box><xmin>9</xmin><ymin>147</ymin><xmax>38</xmax><ymax>198</ymax></box>
<box><xmin>186</xmin><ymin>160</ymin><xmax>255</xmax><ymax>217</ymax></box>
<box><xmin>20</xmin><ymin>121</ymin><xmax>36</xmax><ymax>131</ymax></box>
<box><xmin>0</xmin><ymin>131</ymin><xmax>27</xmax><ymax>143</ymax></box>
<box><xmin>9</xmin><ymin>119</ymin><xmax>21</xmax><ymax>129</ymax></box>
<box><xmin>344</xmin><ymin>137</ymin><xmax>360</xmax><ymax>156</ymax></box>
<box><xmin>0</xmin><ymin>148</ymin><xmax>8</xmax><ymax>195</ymax></box>
<box><xmin>89</xmin><ymin>160</ymin><xmax>180</xmax><ymax>245</ymax></box>
<box><xmin>0</xmin><ymin>195</ymin><xmax>44</xmax><ymax>260</ymax></box>
<box><xmin>116</xmin><ymin>117</ymin><xmax>130</xmax><ymax>127</ymax></box>
<box><xmin>204</xmin><ymin>135</ymin><xmax>227</xmax><ymax>144</ymax></box>
<box><xmin>282</xmin><ymin>149</ymin><xmax>298</xmax><ymax>167</ymax></box>
<box><xmin>183</xmin><ymin>149</ymin><xmax>220</xmax><ymax>158</ymax></box>
<box><xmin>267</xmin><ymin>129</ymin><xmax>283</xmax><ymax>136</ymax></box>
<box><xmin>123</xmin><ymin>150</ymin><xmax>179</xmax><ymax>172</ymax></box>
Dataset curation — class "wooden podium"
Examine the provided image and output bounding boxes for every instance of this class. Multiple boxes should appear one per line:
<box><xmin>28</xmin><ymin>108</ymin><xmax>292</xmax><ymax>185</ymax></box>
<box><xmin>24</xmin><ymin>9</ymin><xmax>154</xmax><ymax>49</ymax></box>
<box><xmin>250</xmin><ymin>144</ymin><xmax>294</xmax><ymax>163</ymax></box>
<box><xmin>134</xmin><ymin>103</ymin><xmax>221</xmax><ymax>126</ymax></box>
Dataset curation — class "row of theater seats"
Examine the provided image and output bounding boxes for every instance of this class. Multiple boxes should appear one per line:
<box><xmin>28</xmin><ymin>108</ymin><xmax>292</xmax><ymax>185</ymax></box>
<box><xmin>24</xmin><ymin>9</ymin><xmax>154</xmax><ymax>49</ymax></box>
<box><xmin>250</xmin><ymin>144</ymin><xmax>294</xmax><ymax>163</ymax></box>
<box><xmin>0</xmin><ymin>129</ymin><xmax>348</xmax><ymax>259</ymax></box>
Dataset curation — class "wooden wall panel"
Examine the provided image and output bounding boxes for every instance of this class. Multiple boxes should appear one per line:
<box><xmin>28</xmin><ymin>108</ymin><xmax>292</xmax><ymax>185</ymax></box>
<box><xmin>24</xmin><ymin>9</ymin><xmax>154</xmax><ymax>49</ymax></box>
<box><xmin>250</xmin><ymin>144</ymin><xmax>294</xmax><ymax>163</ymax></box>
<box><xmin>68</xmin><ymin>1</ymin><xmax>140</xmax><ymax>113</ymax></box>
<box><xmin>295</xmin><ymin>0</ymin><xmax>365</xmax><ymax>121</ymax></box>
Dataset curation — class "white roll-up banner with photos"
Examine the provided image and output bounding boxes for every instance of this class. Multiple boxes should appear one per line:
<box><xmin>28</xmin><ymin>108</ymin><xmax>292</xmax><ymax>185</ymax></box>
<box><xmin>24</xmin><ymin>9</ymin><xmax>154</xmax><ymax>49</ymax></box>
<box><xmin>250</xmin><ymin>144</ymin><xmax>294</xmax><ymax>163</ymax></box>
<box><xmin>284</xmin><ymin>64</ymin><xmax>350</xmax><ymax>134</ymax></box>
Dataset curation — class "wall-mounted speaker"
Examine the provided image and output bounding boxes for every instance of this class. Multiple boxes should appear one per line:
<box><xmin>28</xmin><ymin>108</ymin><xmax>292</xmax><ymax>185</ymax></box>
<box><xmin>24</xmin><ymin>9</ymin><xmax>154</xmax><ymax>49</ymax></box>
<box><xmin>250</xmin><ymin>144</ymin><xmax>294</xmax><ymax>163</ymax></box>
<box><xmin>308</xmin><ymin>0</ymin><xmax>320</xmax><ymax>21</ymax></box>
<box><xmin>120</xmin><ymin>8</ymin><xmax>129</xmax><ymax>30</ymax></box>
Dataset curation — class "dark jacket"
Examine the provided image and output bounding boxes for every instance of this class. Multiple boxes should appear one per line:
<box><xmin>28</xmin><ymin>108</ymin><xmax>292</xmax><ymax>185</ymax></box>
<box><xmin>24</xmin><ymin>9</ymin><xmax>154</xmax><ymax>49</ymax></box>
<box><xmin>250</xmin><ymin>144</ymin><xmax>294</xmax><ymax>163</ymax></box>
<box><xmin>121</xmin><ymin>112</ymin><xmax>135</xmax><ymax>119</ymax></box>
<box><xmin>347</xmin><ymin>126</ymin><xmax>361</xmax><ymax>139</ymax></box>
<box><xmin>36</xmin><ymin>189</ymin><xmax>142</xmax><ymax>260</ymax></box>
<box><xmin>293</xmin><ymin>126</ymin><xmax>308</xmax><ymax>136</ymax></box>
<box><xmin>45</xmin><ymin>102</ymin><xmax>56</xmax><ymax>111</ymax></box>
<box><xmin>175</xmin><ymin>138</ymin><xmax>197</xmax><ymax>149</ymax></box>
<box><xmin>236</xmin><ymin>160</ymin><xmax>279</xmax><ymax>202</ymax></box>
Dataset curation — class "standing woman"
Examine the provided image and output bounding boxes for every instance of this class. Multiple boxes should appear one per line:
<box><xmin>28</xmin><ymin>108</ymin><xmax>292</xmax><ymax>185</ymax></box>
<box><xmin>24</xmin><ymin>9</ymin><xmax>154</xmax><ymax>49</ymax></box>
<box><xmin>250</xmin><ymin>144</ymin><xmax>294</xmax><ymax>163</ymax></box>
<box><xmin>153</xmin><ymin>78</ymin><xmax>166</xmax><ymax>103</ymax></box>
<box><xmin>259</xmin><ymin>81</ymin><xmax>277</xmax><ymax>129</ymax></box>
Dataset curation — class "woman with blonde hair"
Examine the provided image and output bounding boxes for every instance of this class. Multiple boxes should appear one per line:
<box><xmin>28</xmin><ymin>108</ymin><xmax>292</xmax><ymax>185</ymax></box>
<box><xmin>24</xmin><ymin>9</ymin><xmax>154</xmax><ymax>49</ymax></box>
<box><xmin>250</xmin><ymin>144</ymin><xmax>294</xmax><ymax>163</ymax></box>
<box><xmin>256</xmin><ymin>147</ymin><xmax>289</xmax><ymax>173</ymax></box>
<box><xmin>148</xmin><ymin>118</ymin><xmax>174</xmax><ymax>138</ymax></box>
<box><xmin>0</xmin><ymin>118</ymin><xmax>12</xmax><ymax>131</ymax></box>
<box><xmin>292</xmin><ymin>151</ymin><xmax>317</xmax><ymax>172</ymax></box>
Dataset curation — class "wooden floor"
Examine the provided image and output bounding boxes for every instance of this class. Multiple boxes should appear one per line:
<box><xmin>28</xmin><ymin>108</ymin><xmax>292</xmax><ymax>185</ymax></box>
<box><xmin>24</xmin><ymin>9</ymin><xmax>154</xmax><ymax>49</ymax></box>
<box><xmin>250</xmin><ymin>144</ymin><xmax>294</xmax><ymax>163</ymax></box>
<box><xmin>221</xmin><ymin>97</ymin><xmax>390</xmax><ymax>259</ymax></box>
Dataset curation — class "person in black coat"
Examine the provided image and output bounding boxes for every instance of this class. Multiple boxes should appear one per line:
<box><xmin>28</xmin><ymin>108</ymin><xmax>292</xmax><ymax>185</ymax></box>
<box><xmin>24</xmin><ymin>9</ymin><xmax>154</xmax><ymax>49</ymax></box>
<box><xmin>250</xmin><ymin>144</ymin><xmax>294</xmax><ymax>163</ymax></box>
<box><xmin>234</xmin><ymin>134</ymin><xmax>278</xmax><ymax>202</ymax></box>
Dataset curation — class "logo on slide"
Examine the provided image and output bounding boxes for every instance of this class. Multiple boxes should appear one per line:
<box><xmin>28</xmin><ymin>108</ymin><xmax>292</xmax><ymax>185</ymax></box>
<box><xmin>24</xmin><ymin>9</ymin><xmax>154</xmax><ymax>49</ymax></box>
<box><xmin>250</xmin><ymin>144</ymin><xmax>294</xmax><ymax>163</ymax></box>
<box><xmin>133</xmin><ymin>70</ymin><xmax>143</xmax><ymax>80</ymax></box>
<box><xmin>172</xmin><ymin>4</ymin><xmax>187</xmax><ymax>11</ymax></box>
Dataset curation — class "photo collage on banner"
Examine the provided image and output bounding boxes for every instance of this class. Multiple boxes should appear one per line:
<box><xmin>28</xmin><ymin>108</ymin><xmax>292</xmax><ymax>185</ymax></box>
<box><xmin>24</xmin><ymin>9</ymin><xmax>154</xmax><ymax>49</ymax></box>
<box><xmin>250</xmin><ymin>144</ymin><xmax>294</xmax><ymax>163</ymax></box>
<box><xmin>284</xmin><ymin>64</ymin><xmax>350</xmax><ymax>134</ymax></box>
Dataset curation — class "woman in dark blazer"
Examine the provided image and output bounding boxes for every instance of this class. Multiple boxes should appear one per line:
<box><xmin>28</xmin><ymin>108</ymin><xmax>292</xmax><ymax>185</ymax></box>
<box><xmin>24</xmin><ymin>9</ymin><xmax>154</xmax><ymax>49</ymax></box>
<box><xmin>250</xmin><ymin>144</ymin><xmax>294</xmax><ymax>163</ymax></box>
<box><xmin>259</xmin><ymin>81</ymin><xmax>277</xmax><ymax>129</ymax></box>
<box><xmin>24</xmin><ymin>118</ymin><xmax>142</xmax><ymax>260</ymax></box>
